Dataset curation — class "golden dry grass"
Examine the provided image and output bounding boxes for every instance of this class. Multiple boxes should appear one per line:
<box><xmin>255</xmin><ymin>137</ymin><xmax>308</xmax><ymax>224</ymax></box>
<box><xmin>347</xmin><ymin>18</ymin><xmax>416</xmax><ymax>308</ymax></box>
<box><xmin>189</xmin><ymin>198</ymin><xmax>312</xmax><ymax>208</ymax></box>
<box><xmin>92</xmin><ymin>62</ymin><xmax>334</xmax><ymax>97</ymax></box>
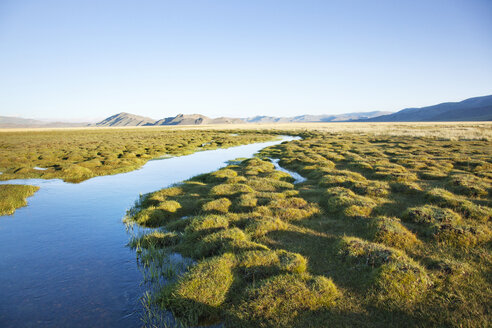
<box><xmin>2</xmin><ymin>121</ymin><xmax>491</xmax><ymax>139</ymax></box>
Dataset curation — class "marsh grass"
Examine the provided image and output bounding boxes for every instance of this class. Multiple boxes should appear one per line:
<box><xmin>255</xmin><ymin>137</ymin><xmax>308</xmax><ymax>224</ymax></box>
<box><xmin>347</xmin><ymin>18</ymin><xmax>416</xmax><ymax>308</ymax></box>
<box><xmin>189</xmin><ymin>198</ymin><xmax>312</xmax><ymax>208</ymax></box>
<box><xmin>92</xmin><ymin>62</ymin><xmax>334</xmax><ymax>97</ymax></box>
<box><xmin>0</xmin><ymin>128</ymin><xmax>275</xmax><ymax>183</ymax></box>
<box><xmin>127</xmin><ymin>129</ymin><xmax>491</xmax><ymax>327</ymax></box>
<box><xmin>0</xmin><ymin>184</ymin><xmax>39</xmax><ymax>215</ymax></box>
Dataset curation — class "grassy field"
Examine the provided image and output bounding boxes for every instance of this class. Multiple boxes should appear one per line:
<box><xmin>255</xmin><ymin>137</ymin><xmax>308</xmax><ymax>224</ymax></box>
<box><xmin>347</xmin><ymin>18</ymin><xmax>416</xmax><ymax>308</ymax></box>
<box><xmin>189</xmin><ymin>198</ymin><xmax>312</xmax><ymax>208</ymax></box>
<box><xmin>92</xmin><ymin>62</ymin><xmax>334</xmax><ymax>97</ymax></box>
<box><xmin>126</xmin><ymin>126</ymin><xmax>492</xmax><ymax>327</ymax></box>
<box><xmin>0</xmin><ymin>184</ymin><xmax>40</xmax><ymax>215</ymax></box>
<box><xmin>0</xmin><ymin>128</ymin><xmax>275</xmax><ymax>183</ymax></box>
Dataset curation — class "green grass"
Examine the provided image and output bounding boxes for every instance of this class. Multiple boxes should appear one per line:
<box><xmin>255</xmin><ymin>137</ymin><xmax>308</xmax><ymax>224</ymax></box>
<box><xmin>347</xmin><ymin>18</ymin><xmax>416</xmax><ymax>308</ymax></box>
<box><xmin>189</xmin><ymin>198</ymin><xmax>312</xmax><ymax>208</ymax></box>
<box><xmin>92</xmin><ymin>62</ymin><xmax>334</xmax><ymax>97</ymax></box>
<box><xmin>0</xmin><ymin>128</ymin><xmax>276</xmax><ymax>183</ymax></box>
<box><xmin>0</xmin><ymin>184</ymin><xmax>39</xmax><ymax>215</ymax></box>
<box><xmin>0</xmin><ymin>128</ymin><xmax>278</xmax><ymax>214</ymax></box>
<box><xmin>127</xmin><ymin>130</ymin><xmax>491</xmax><ymax>327</ymax></box>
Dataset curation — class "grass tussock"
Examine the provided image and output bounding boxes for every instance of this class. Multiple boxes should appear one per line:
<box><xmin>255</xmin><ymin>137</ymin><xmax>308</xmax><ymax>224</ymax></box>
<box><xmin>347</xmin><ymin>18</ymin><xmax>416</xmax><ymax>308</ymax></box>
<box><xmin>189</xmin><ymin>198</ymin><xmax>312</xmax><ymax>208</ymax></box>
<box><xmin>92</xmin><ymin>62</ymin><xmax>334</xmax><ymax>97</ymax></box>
<box><xmin>0</xmin><ymin>129</ymin><xmax>275</xmax><ymax>183</ymax></box>
<box><xmin>366</xmin><ymin>216</ymin><xmax>420</xmax><ymax>249</ymax></box>
<box><xmin>157</xmin><ymin>254</ymin><xmax>236</xmax><ymax>324</ymax></box>
<box><xmin>426</xmin><ymin>188</ymin><xmax>492</xmax><ymax>222</ymax></box>
<box><xmin>128</xmin><ymin>128</ymin><xmax>491</xmax><ymax>327</ymax></box>
<box><xmin>228</xmin><ymin>274</ymin><xmax>339</xmax><ymax>328</ymax></box>
<box><xmin>0</xmin><ymin>184</ymin><xmax>39</xmax><ymax>215</ymax></box>
<box><xmin>202</xmin><ymin>197</ymin><xmax>232</xmax><ymax>213</ymax></box>
<box><xmin>338</xmin><ymin>237</ymin><xmax>431</xmax><ymax>308</ymax></box>
<box><xmin>325</xmin><ymin>187</ymin><xmax>378</xmax><ymax>217</ymax></box>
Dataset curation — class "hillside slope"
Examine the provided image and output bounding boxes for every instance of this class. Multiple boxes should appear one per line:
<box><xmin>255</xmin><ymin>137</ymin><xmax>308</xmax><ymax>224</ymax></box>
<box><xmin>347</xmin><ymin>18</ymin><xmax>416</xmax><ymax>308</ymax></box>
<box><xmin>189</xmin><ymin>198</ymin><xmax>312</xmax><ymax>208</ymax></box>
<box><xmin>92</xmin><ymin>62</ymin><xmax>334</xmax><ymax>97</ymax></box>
<box><xmin>0</xmin><ymin>116</ymin><xmax>88</xmax><ymax>128</ymax></box>
<box><xmin>362</xmin><ymin>95</ymin><xmax>492</xmax><ymax>122</ymax></box>
<box><xmin>94</xmin><ymin>112</ymin><xmax>155</xmax><ymax>127</ymax></box>
<box><xmin>244</xmin><ymin>111</ymin><xmax>391</xmax><ymax>123</ymax></box>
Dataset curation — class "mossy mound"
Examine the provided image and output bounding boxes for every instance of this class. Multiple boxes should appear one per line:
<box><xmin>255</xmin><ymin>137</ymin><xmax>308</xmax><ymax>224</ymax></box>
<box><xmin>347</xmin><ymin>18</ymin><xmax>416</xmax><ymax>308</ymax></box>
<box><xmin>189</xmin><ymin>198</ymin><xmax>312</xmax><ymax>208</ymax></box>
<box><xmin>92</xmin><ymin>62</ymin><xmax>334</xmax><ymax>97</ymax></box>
<box><xmin>338</xmin><ymin>237</ymin><xmax>431</xmax><ymax>308</ymax></box>
<box><xmin>210</xmin><ymin>168</ymin><xmax>238</xmax><ymax>180</ymax></box>
<box><xmin>405</xmin><ymin>205</ymin><xmax>462</xmax><ymax>227</ymax></box>
<box><xmin>0</xmin><ymin>184</ymin><xmax>40</xmax><ymax>216</ymax></box>
<box><xmin>61</xmin><ymin>164</ymin><xmax>94</xmax><ymax>183</ymax></box>
<box><xmin>319</xmin><ymin>170</ymin><xmax>390</xmax><ymax>197</ymax></box>
<box><xmin>372</xmin><ymin>163</ymin><xmax>418</xmax><ymax>182</ymax></box>
<box><xmin>351</xmin><ymin>180</ymin><xmax>390</xmax><ymax>197</ymax></box>
<box><xmin>319</xmin><ymin>170</ymin><xmax>367</xmax><ymax>187</ymax></box>
<box><xmin>194</xmin><ymin>228</ymin><xmax>268</xmax><ymax>258</ymax></box>
<box><xmin>446</xmin><ymin>173</ymin><xmax>490</xmax><ymax>197</ymax></box>
<box><xmin>131</xmin><ymin>204</ymin><xmax>182</xmax><ymax>227</ymax></box>
<box><xmin>237</xmin><ymin>250</ymin><xmax>307</xmax><ymax>279</ymax></box>
<box><xmin>202</xmin><ymin>197</ymin><xmax>232</xmax><ymax>213</ymax></box>
<box><xmin>418</xmin><ymin>170</ymin><xmax>448</xmax><ymax>180</ymax></box>
<box><xmin>390</xmin><ymin>181</ymin><xmax>422</xmax><ymax>193</ymax></box>
<box><xmin>246</xmin><ymin>178</ymin><xmax>294</xmax><ymax>192</ymax></box>
<box><xmin>237</xmin><ymin>193</ymin><xmax>258</xmax><ymax>208</ymax></box>
<box><xmin>265</xmin><ymin>170</ymin><xmax>295</xmax><ymax>182</ymax></box>
<box><xmin>184</xmin><ymin>215</ymin><xmax>229</xmax><ymax>239</ymax></box>
<box><xmin>325</xmin><ymin>187</ymin><xmax>377</xmax><ymax>217</ymax></box>
<box><xmin>426</xmin><ymin>188</ymin><xmax>492</xmax><ymax>221</ymax></box>
<box><xmin>245</xmin><ymin>216</ymin><xmax>288</xmax><ymax>237</ymax></box>
<box><xmin>367</xmin><ymin>216</ymin><xmax>420</xmax><ymax>249</ymax></box>
<box><xmin>157</xmin><ymin>254</ymin><xmax>236</xmax><ymax>325</ymax></box>
<box><xmin>434</xmin><ymin>223</ymin><xmax>491</xmax><ymax>247</ymax></box>
<box><xmin>405</xmin><ymin>204</ymin><xmax>490</xmax><ymax>247</ymax></box>
<box><xmin>269</xmin><ymin>197</ymin><xmax>320</xmax><ymax>221</ymax></box>
<box><xmin>227</xmin><ymin>274</ymin><xmax>339</xmax><ymax>328</ymax></box>
<box><xmin>243</xmin><ymin>158</ymin><xmax>276</xmax><ymax>175</ymax></box>
<box><xmin>210</xmin><ymin>183</ymin><xmax>254</xmax><ymax>196</ymax></box>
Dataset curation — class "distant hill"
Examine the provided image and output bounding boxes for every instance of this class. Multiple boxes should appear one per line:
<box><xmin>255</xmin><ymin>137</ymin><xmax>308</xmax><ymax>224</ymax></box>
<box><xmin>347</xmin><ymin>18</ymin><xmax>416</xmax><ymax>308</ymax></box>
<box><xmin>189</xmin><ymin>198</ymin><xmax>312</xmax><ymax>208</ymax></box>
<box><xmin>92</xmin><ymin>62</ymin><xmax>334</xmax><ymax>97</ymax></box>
<box><xmin>244</xmin><ymin>111</ymin><xmax>391</xmax><ymax>123</ymax></box>
<box><xmin>93</xmin><ymin>112</ymin><xmax>155</xmax><ymax>127</ymax></box>
<box><xmin>5</xmin><ymin>94</ymin><xmax>491</xmax><ymax>129</ymax></box>
<box><xmin>0</xmin><ymin>116</ymin><xmax>88</xmax><ymax>128</ymax></box>
<box><xmin>153</xmin><ymin>114</ymin><xmax>243</xmax><ymax>126</ymax></box>
<box><xmin>92</xmin><ymin>113</ymin><xmax>244</xmax><ymax>127</ymax></box>
<box><xmin>360</xmin><ymin>95</ymin><xmax>492</xmax><ymax>122</ymax></box>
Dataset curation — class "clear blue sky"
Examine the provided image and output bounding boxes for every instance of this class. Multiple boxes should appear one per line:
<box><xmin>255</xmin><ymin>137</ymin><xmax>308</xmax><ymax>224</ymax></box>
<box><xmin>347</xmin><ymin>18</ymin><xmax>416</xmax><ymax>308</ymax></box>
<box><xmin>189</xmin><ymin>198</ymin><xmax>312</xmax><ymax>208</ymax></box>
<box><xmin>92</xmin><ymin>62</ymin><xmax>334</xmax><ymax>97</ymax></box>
<box><xmin>1</xmin><ymin>0</ymin><xmax>491</xmax><ymax>121</ymax></box>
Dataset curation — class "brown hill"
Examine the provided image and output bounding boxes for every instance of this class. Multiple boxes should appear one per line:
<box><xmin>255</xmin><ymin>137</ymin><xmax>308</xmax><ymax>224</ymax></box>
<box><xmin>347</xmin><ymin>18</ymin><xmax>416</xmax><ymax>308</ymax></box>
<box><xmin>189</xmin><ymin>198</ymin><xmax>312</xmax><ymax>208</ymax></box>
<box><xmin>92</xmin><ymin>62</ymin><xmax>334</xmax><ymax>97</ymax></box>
<box><xmin>94</xmin><ymin>112</ymin><xmax>155</xmax><ymax>127</ymax></box>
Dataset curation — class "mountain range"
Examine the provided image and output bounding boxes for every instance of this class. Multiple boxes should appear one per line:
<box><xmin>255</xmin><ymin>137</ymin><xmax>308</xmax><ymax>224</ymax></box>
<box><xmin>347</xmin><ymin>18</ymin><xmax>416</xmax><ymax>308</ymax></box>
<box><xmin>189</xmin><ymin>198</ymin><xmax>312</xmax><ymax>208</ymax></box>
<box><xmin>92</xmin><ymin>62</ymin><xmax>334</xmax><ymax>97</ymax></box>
<box><xmin>359</xmin><ymin>94</ymin><xmax>492</xmax><ymax>122</ymax></box>
<box><xmin>92</xmin><ymin>111</ymin><xmax>391</xmax><ymax>127</ymax></box>
<box><xmin>0</xmin><ymin>116</ymin><xmax>89</xmax><ymax>129</ymax></box>
<box><xmin>2</xmin><ymin>94</ymin><xmax>491</xmax><ymax>128</ymax></box>
<box><xmin>243</xmin><ymin>111</ymin><xmax>391</xmax><ymax>124</ymax></box>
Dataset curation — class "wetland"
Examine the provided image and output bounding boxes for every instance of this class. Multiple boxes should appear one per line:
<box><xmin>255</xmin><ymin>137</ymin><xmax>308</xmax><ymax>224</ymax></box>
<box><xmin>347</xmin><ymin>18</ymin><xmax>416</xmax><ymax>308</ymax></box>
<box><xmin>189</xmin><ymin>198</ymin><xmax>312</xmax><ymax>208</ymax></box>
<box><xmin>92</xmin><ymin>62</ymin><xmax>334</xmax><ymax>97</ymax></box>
<box><xmin>1</xmin><ymin>124</ymin><xmax>491</xmax><ymax>327</ymax></box>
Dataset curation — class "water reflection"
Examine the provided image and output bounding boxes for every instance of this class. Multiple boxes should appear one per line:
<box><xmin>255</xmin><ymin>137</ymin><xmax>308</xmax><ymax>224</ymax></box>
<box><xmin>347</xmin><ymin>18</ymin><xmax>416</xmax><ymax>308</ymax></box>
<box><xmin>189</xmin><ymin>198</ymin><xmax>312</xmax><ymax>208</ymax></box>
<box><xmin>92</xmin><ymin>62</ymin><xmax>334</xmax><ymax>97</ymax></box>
<box><xmin>0</xmin><ymin>136</ymin><xmax>296</xmax><ymax>328</ymax></box>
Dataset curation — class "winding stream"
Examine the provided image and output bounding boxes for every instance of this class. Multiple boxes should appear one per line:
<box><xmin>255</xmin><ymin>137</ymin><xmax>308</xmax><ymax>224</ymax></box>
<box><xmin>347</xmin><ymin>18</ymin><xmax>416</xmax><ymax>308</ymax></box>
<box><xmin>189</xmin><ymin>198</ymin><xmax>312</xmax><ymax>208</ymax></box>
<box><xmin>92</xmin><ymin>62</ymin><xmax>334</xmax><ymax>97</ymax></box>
<box><xmin>0</xmin><ymin>136</ymin><xmax>297</xmax><ymax>328</ymax></box>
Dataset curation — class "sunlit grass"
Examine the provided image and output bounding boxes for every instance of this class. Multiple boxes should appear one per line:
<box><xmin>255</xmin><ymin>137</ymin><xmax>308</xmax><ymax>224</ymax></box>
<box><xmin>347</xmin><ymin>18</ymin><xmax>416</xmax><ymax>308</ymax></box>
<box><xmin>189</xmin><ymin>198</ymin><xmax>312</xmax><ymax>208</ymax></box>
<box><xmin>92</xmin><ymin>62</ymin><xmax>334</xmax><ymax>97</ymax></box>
<box><xmin>126</xmin><ymin>127</ymin><xmax>491</xmax><ymax>327</ymax></box>
<box><xmin>0</xmin><ymin>184</ymin><xmax>39</xmax><ymax>215</ymax></box>
<box><xmin>0</xmin><ymin>128</ymin><xmax>276</xmax><ymax>183</ymax></box>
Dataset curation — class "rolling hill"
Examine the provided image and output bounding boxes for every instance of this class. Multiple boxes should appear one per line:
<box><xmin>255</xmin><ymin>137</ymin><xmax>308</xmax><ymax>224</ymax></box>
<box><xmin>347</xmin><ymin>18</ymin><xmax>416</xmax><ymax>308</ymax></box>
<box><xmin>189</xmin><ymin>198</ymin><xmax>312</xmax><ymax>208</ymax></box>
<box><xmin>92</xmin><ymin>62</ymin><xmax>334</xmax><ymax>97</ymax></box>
<box><xmin>0</xmin><ymin>116</ymin><xmax>88</xmax><ymax>128</ymax></box>
<box><xmin>93</xmin><ymin>112</ymin><xmax>155</xmax><ymax>127</ymax></box>
<box><xmin>3</xmin><ymin>94</ymin><xmax>490</xmax><ymax>129</ymax></box>
<box><xmin>153</xmin><ymin>114</ymin><xmax>243</xmax><ymax>125</ymax></box>
<box><xmin>244</xmin><ymin>111</ymin><xmax>391</xmax><ymax>123</ymax></box>
<box><xmin>360</xmin><ymin>95</ymin><xmax>492</xmax><ymax>122</ymax></box>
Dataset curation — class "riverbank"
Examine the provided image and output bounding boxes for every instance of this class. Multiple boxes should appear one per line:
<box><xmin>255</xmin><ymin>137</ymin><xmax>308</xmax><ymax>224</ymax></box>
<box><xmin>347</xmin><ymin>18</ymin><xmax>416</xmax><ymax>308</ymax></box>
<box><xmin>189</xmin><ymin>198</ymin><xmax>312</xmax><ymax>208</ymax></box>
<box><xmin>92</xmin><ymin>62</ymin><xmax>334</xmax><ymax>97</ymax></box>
<box><xmin>127</xmin><ymin>131</ymin><xmax>491</xmax><ymax>327</ymax></box>
<box><xmin>0</xmin><ymin>136</ymin><xmax>296</xmax><ymax>328</ymax></box>
<box><xmin>0</xmin><ymin>129</ymin><xmax>277</xmax><ymax>183</ymax></box>
<box><xmin>0</xmin><ymin>184</ymin><xmax>39</xmax><ymax>215</ymax></box>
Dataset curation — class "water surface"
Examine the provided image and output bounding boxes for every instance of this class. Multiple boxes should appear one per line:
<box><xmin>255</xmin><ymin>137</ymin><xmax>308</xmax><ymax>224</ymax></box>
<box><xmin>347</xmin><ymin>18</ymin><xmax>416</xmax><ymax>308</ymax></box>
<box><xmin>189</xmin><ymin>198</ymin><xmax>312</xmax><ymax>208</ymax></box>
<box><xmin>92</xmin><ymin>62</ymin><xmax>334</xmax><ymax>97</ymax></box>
<box><xmin>0</xmin><ymin>136</ymin><xmax>296</xmax><ymax>328</ymax></box>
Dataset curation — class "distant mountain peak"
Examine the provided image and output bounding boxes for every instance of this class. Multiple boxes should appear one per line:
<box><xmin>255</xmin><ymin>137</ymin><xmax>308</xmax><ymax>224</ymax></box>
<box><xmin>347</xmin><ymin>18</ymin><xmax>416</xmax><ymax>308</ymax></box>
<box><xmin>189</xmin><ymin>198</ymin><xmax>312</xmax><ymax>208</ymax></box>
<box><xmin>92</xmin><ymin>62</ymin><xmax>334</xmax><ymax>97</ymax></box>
<box><xmin>94</xmin><ymin>112</ymin><xmax>155</xmax><ymax>127</ymax></box>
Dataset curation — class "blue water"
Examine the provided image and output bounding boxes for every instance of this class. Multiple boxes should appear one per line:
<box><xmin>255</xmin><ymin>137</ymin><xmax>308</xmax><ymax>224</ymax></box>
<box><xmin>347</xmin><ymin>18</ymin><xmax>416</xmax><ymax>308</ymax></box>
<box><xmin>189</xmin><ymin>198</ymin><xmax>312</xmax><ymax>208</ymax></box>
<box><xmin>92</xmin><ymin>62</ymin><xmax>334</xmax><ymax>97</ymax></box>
<box><xmin>0</xmin><ymin>136</ymin><xmax>296</xmax><ymax>328</ymax></box>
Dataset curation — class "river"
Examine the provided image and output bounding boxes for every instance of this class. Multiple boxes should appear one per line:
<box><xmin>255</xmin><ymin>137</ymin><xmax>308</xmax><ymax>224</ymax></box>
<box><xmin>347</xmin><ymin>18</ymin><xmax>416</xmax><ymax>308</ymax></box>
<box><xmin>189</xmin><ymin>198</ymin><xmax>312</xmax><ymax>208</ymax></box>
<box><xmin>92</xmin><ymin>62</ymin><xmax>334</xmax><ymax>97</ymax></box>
<box><xmin>0</xmin><ymin>136</ymin><xmax>297</xmax><ymax>328</ymax></box>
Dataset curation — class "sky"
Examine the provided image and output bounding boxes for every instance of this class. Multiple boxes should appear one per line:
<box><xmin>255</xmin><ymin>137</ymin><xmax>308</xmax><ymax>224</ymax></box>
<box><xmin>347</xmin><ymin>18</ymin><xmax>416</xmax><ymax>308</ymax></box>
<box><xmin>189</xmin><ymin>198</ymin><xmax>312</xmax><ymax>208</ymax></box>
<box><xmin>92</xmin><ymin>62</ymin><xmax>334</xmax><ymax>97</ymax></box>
<box><xmin>0</xmin><ymin>0</ymin><xmax>491</xmax><ymax>121</ymax></box>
